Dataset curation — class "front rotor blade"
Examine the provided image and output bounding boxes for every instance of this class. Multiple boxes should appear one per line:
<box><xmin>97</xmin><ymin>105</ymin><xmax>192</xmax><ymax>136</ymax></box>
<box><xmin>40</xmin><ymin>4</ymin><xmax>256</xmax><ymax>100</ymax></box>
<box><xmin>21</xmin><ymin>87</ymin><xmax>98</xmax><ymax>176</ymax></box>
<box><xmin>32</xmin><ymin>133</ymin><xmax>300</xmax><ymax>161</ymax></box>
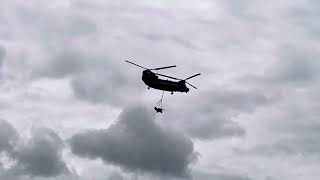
<box><xmin>185</xmin><ymin>73</ymin><xmax>201</xmax><ymax>80</ymax></box>
<box><xmin>150</xmin><ymin>65</ymin><xmax>177</xmax><ymax>70</ymax></box>
<box><xmin>186</xmin><ymin>82</ymin><xmax>197</xmax><ymax>89</ymax></box>
<box><xmin>125</xmin><ymin>60</ymin><xmax>148</xmax><ymax>70</ymax></box>
<box><xmin>156</xmin><ymin>73</ymin><xmax>181</xmax><ymax>80</ymax></box>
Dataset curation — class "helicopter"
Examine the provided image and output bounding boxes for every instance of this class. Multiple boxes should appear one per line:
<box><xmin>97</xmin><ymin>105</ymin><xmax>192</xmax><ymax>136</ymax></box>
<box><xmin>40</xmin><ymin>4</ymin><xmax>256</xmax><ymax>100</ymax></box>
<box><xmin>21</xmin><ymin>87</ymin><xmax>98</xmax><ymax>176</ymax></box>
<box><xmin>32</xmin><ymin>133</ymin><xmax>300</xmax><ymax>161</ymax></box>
<box><xmin>125</xmin><ymin>60</ymin><xmax>201</xmax><ymax>94</ymax></box>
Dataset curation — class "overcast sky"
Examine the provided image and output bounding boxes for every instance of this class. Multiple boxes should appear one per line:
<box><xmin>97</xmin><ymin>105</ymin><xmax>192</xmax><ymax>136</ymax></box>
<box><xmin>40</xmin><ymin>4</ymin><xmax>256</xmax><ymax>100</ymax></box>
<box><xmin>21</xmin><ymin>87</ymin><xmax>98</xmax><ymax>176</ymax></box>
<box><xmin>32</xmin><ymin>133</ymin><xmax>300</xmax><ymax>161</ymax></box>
<box><xmin>0</xmin><ymin>0</ymin><xmax>320</xmax><ymax>180</ymax></box>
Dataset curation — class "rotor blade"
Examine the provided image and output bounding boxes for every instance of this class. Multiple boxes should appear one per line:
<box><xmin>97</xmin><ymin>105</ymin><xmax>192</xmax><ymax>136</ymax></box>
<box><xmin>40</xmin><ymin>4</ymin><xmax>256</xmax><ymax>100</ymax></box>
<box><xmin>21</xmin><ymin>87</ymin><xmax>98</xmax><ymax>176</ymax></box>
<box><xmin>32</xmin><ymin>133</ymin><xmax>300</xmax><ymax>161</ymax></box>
<box><xmin>185</xmin><ymin>73</ymin><xmax>201</xmax><ymax>80</ymax></box>
<box><xmin>125</xmin><ymin>60</ymin><xmax>148</xmax><ymax>70</ymax></box>
<box><xmin>186</xmin><ymin>82</ymin><xmax>198</xmax><ymax>89</ymax></box>
<box><xmin>150</xmin><ymin>65</ymin><xmax>177</xmax><ymax>71</ymax></box>
<box><xmin>156</xmin><ymin>73</ymin><xmax>181</xmax><ymax>80</ymax></box>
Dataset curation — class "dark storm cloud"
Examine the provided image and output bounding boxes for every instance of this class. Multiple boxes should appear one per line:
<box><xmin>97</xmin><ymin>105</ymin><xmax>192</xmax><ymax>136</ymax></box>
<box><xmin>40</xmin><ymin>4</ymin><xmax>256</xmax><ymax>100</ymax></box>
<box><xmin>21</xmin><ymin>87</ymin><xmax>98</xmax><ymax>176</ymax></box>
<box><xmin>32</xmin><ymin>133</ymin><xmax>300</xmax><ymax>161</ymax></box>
<box><xmin>0</xmin><ymin>120</ymin><xmax>69</xmax><ymax>178</ymax></box>
<box><xmin>167</xmin><ymin>88</ymin><xmax>274</xmax><ymax>139</ymax></box>
<box><xmin>69</xmin><ymin>105</ymin><xmax>196</xmax><ymax>178</ymax></box>
<box><xmin>12</xmin><ymin>128</ymin><xmax>69</xmax><ymax>177</ymax></box>
<box><xmin>0</xmin><ymin>120</ymin><xmax>18</xmax><ymax>152</ymax></box>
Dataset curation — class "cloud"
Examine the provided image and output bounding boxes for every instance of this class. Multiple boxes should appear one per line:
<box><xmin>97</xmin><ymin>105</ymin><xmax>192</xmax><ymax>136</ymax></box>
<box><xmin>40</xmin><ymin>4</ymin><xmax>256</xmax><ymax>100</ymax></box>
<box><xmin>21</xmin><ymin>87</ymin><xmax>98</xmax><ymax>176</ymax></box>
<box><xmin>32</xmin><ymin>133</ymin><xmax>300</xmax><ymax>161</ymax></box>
<box><xmin>1</xmin><ymin>0</ymin><xmax>139</xmax><ymax>105</ymax></box>
<box><xmin>166</xmin><ymin>88</ymin><xmax>274</xmax><ymax>139</ymax></box>
<box><xmin>28</xmin><ymin>45</ymin><xmax>143</xmax><ymax>106</ymax></box>
<box><xmin>69</xmin><ymin>105</ymin><xmax>196</xmax><ymax>178</ymax></box>
<box><xmin>12</xmin><ymin>128</ymin><xmax>69</xmax><ymax>177</ymax></box>
<box><xmin>131</xmin><ymin>170</ymin><xmax>252</xmax><ymax>180</ymax></box>
<box><xmin>0</xmin><ymin>168</ymin><xmax>20</xmax><ymax>180</ymax></box>
<box><xmin>0</xmin><ymin>46</ymin><xmax>5</xmax><ymax>68</ymax></box>
<box><xmin>29</xmin><ymin>46</ymin><xmax>143</xmax><ymax>106</ymax></box>
<box><xmin>108</xmin><ymin>171</ymin><xmax>125</xmax><ymax>180</ymax></box>
<box><xmin>70</xmin><ymin>69</ymin><xmax>139</xmax><ymax>106</ymax></box>
<box><xmin>0</xmin><ymin>120</ymin><xmax>69</xmax><ymax>178</ymax></box>
<box><xmin>249</xmin><ymin>138</ymin><xmax>320</xmax><ymax>157</ymax></box>
<box><xmin>0</xmin><ymin>120</ymin><xmax>18</xmax><ymax>153</ymax></box>
<box><xmin>288</xmin><ymin>0</ymin><xmax>320</xmax><ymax>39</ymax></box>
<box><xmin>192</xmin><ymin>170</ymin><xmax>251</xmax><ymax>180</ymax></box>
<box><xmin>272</xmin><ymin>45</ymin><xmax>320</xmax><ymax>85</ymax></box>
<box><xmin>243</xmin><ymin>45</ymin><xmax>320</xmax><ymax>88</ymax></box>
<box><xmin>32</xmin><ymin>50</ymin><xmax>88</xmax><ymax>79</ymax></box>
<box><xmin>245</xmin><ymin>108</ymin><xmax>320</xmax><ymax>157</ymax></box>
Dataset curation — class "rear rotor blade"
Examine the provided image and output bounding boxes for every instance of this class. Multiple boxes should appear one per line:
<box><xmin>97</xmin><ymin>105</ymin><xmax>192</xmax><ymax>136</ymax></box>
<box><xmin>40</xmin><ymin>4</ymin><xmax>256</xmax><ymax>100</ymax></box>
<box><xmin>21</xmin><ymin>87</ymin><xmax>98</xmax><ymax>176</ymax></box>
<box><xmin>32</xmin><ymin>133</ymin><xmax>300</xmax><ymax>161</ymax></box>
<box><xmin>185</xmin><ymin>73</ymin><xmax>201</xmax><ymax>80</ymax></box>
<box><xmin>150</xmin><ymin>65</ymin><xmax>177</xmax><ymax>70</ymax></box>
<box><xmin>125</xmin><ymin>60</ymin><xmax>148</xmax><ymax>70</ymax></box>
<box><xmin>156</xmin><ymin>73</ymin><xmax>181</xmax><ymax>80</ymax></box>
<box><xmin>186</xmin><ymin>82</ymin><xmax>198</xmax><ymax>89</ymax></box>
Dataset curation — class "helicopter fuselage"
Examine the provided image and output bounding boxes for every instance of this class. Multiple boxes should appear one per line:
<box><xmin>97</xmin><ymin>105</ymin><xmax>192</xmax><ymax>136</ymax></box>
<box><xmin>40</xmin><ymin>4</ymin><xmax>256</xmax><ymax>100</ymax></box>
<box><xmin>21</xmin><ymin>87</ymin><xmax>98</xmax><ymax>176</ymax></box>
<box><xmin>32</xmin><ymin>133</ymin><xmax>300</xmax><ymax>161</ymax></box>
<box><xmin>142</xmin><ymin>70</ymin><xmax>189</xmax><ymax>93</ymax></box>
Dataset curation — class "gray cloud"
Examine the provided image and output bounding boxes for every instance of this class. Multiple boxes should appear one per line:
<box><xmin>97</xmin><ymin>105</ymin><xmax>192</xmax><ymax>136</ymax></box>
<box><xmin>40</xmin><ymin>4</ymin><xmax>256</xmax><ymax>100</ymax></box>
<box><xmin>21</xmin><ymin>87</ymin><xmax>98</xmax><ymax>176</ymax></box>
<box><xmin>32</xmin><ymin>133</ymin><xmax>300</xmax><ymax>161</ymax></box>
<box><xmin>30</xmin><ymin>47</ymin><xmax>143</xmax><ymax>106</ymax></box>
<box><xmin>108</xmin><ymin>172</ymin><xmax>125</xmax><ymax>180</ymax></box>
<box><xmin>12</xmin><ymin>128</ymin><xmax>69</xmax><ymax>177</ymax></box>
<box><xmin>249</xmin><ymin>138</ymin><xmax>320</xmax><ymax>157</ymax></box>
<box><xmin>15</xmin><ymin>3</ymin><xmax>97</xmax><ymax>42</ymax></box>
<box><xmin>272</xmin><ymin>46</ymin><xmax>320</xmax><ymax>85</ymax></box>
<box><xmin>166</xmin><ymin>88</ymin><xmax>274</xmax><ymax>139</ymax></box>
<box><xmin>0</xmin><ymin>120</ymin><xmax>18</xmax><ymax>153</ymax></box>
<box><xmin>245</xmin><ymin>114</ymin><xmax>320</xmax><ymax>157</ymax></box>
<box><xmin>0</xmin><ymin>168</ymin><xmax>20</xmax><ymax>180</ymax></box>
<box><xmin>192</xmin><ymin>170</ymin><xmax>251</xmax><ymax>180</ymax></box>
<box><xmin>132</xmin><ymin>170</ymin><xmax>252</xmax><ymax>180</ymax></box>
<box><xmin>70</xmin><ymin>69</ymin><xmax>139</xmax><ymax>106</ymax></box>
<box><xmin>1</xmin><ymin>0</ymin><xmax>141</xmax><ymax>106</ymax></box>
<box><xmin>289</xmin><ymin>0</ymin><xmax>320</xmax><ymax>39</ymax></box>
<box><xmin>0</xmin><ymin>120</ymin><xmax>69</xmax><ymax>178</ymax></box>
<box><xmin>32</xmin><ymin>50</ymin><xmax>88</xmax><ymax>79</ymax></box>
<box><xmin>264</xmin><ymin>46</ymin><xmax>318</xmax><ymax>86</ymax></box>
<box><xmin>69</xmin><ymin>105</ymin><xmax>196</xmax><ymax>178</ymax></box>
<box><xmin>0</xmin><ymin>46</ymin><xmax>5</xmax><ymax>68</ymax></box>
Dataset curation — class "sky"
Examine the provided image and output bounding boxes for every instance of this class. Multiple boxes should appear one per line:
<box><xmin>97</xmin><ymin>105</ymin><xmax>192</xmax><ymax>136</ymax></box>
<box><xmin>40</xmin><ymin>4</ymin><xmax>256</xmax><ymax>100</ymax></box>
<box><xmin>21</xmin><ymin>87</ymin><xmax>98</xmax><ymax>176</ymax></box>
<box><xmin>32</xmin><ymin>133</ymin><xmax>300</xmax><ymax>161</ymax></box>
<box><xmin>0</xmin><ymin>0</ymin><xmax>320</xmax><ymax>180</ymax></box>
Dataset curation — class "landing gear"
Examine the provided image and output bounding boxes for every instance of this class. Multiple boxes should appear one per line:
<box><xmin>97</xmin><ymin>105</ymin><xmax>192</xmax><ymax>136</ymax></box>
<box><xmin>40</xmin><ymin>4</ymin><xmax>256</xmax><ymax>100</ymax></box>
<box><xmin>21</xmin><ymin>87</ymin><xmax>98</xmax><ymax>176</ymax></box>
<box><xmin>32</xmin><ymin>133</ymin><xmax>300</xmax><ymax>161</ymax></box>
<box><xmin>148</xmin><ymin>87</ymin><xmax>150</xmax><ymax>89</ymax></box>
<box><xmin>171</xmin><ymin>92</ymin><xmax>173</xmax><ymax>95</ymax></box>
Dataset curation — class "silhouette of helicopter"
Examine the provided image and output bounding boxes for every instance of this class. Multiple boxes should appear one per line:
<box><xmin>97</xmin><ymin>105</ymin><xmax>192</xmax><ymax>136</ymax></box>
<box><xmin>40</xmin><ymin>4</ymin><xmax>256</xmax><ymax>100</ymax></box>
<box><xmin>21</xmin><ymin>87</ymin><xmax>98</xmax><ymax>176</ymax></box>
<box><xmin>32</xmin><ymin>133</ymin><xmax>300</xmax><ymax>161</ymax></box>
<box><xmin>125</xmin><ymin>60</ymin><xmax>201</xmax><ymax>94</ymax></box>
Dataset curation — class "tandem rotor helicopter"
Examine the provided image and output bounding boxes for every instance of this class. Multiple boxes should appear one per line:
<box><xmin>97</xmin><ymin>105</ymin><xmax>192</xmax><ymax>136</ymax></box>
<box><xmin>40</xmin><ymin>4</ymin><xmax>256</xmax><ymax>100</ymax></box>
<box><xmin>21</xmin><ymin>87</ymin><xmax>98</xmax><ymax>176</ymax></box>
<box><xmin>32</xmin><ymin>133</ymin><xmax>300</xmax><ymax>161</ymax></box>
<box><xmin>125</xmin><ymin>60</ymin><xmax>201</xmax><ymax>113</ymax></box>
